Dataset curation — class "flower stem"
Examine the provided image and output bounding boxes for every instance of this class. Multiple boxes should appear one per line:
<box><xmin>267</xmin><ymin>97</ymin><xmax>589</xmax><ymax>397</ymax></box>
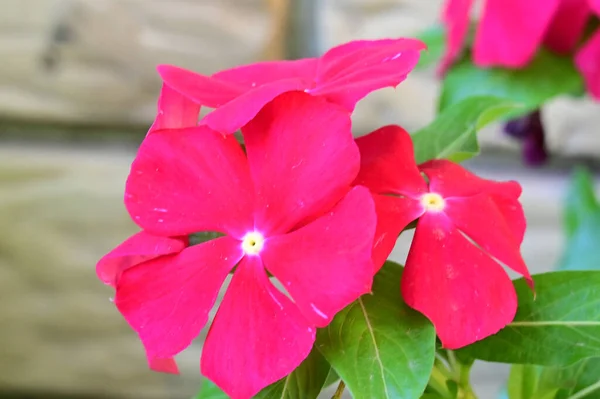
<box><xmin>567</xmin><ymin>379</ymin><xmax>600</xmax><ymax>399</ymax></box>
<box><xmin>444</xmin><ymin>350</ymin><xmax>478</xmax><ymax>399</ymax></box>
<box><xmin>331</xmin><ymin>380</ymin><xmax>346</xmax><ymax>399</ymax></box>
<box><xmin>428</xmin><ymin>365</ymin><xmax>454</xmax><ymax>398</ymax></box>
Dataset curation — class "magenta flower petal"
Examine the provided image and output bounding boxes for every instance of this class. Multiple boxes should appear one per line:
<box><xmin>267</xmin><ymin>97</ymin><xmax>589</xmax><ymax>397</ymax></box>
<box><xmin>438</xmin><ymin>0</ymin><xmax>475</xmax><ymax>75</ymax></box>
<box><xmin>157</xmin><ymin>38</ymin><xmax>423</xmax><ymax>134</ymax></box>
<box><xmin>354</xmin><ymin>125</ymin><xmax>428</xmax><ymax>197</ymax></box>
<box><xmin>147</xmin><ymin>353</ymin><xmax>179</xmax><ymax>374</ymax></box>
<box><xmin>96</xmin><ymin>231</ymin><xmax>187</xmax><ymax>287</ymax></box>
<box><xmin>420</xmin><ymin>160</ymin><xmax>526</xmax><ymax>243</ymax></box>
<box><xmin>312</xmin><ymin>39</ymin><xmax>424</xmax><ymax>111</ymax></box>
<box><xmin>213</xmin><ymin>58</ymin><xmax>318</xmax><ymax>87</ymax></box>
<box><xmin>591</xmin><ymin>0</ymin><xmax>600</xmax><ymax>14</ymax></box>
<box><xmin>125</xmin><ymin>126</ymin><xmax>254</xmax><ymax>238</ymax></box>
<box><xmin>149</xmin><ymin>83</ymin><xmax>201</xmax><ymax>133</ymax></box>
<box><xmin>473</xmin><ymin>0</ymin><xmax>561</xmax><ymax>67</ymax></box>
<box><xmin>242</xmin><ymin>92</ymin><xmax>359</xmax><ymax>235</ymax></box>
<box><xmin>116</xmin><ymin>236</ymin><xmax>243</xmax><ymax>359</ymax></box>
<box><xmin>544</xmin><ymin>0</ymin><xmax>592</xmax><ymax>54</ymax></box>
<box><xmin>402</xmin><ymin>212</ymin><xmax>517</xmax><ymax>349</ymax></box>
<box><xmin>317</xmin><ymin>38</ymin><xmax>425</xmax><ymax>84</ymax></box>
<box><xmin>370</xmin><ymin>194</ymin><xmax>423</xmax><ymax>271</ymax></box>
<box><xmin>201</xmin><ymin>256</ymin><xmax>315</xmax><ymax>399</ymax></box>
<box><xmin>202</xmin><ymin>80</ymin><xmax>307</xmax><ymax>133</ymax></box>
<box><xmin>420</xmin><ymin>160</ymin><xmax>522</xmax><ymax>198</ymax></box>
<box><xmin>487</xmin><ymin>194</ymin><xmax>527</xmax><ymax>245</ymax></box>
<box><xmin>262</xmin><ymin>186</ymin><xmax>375</xmax><ymax>327</ymax></box>
<box><xmin>157</xmin><ymin>65</ymin><xmax>244</xmax><ymax>108</ymax></box>
<box><xmin>576</xmin><ymin>29</ymin><xmax>600</xmax><ymax>101</ymax></box>
<box><xmin>316</xmin><ymin>39</ymin><xmax>399</xmax><ymax>79</ymax></box>
<box><xmin>446</xmin><ymin>194</ymin><xmax>532</xmax><ymax>282</ymax></box>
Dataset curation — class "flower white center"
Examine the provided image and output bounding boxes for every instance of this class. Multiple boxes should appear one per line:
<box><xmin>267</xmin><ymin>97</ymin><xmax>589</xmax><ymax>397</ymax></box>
<box><xmin>241</xmin><ymin>231</ymin><xmax>265</xmax><ymax>255</ymax></box>
<box><xmin>421</xmin><ymin>192</ymin><xmax>445</xmax><ymax>212</ymax></box>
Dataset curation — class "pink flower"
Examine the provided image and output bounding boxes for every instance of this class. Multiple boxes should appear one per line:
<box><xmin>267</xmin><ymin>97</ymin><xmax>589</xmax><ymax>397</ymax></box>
<box><xmin>114</xmin><ymin>92</ymin><xmax>376</xmax><ymax>398</ymax></box>
<box><xmin>157</xmin><ymin>38</ymin><xmax>425</xmax><ymax>134</ymax></box>
<box><xmin>354</xmin><ymin>125</ymin><xmax>533</xmax><ymax>349</ymax></box>
<box><xmin>439</xmin><ymin>0</ymin><xmax>600</xmax><ymax>100</ymax></box>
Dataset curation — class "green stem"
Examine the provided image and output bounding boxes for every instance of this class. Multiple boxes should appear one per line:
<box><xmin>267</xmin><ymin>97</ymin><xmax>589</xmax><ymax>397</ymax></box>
<box><xmin>331</xmin><ymin>380</ymin><xmax>346</xmax><ymax>399</ymax></box>
<box><xmin>435</xmin><ymin>352</ymin><xmax>451</xmax><ymax>371</ymax></box>
<box><xmin>446</xmin><ymin>350</ymin><xmax>460</xmax><ymax>379</ymax></box>
<box><xmin>428</xmin><ymin>365</ymin><xmax>454</xmax><ymax>398</ymax></box>
<box><xmin>567</xmin><ymin>380</ymin><xmax>600</xmax><ymax>399</ymax></box>
<box><xmin>434</xmin><ymin>356</ymin><xmax>454</xmax><ymax>382</ymax></box>
<box><xmin>459</xmin><ymin>383</ymin><xmax>478</xmax><ymax>399</ymax></box>
<box><xmin>444</xmin><ymin>350</ymin><xmax>478</xmax><ymax>399</ymax></box>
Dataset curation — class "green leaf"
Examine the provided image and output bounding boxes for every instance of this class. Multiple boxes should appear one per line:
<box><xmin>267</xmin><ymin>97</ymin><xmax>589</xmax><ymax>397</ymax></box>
<box><xmin>412</xmin><ymin>96</ymin><xmax>522</xmax><ymax>164</ymax></box>
<box><xmin>315</xmin><ymin>261</ymin><xmax>436</xmax><ymax>399</ymax></box>
<box><xmin>439</xmin><ymin>49</ymin><xmax>585</xmax><ymax>116</ymax></box>
<box><xmin>194</xmin><ymin>379</ymin><xmax>229</xmax><ymax>399</ymax></box>
<box><xmin>564</xmin><ymin>167</ymin><xmax>599</xmax><ymax>239</ymax></box>
<box><xmin>506</xmin><ymin>365</ymin><xmax>542</xmax><ymax>399</ymax></box>
<box><xmin>322</xmin><ymin>368</ymin><xmax>340</xmax><ymax>389</ymax></box>
<box><xmin>538</xmin><ymin>358</ymin><xmax>600</xmax><ymax>399</ymax></box>
<box><xmin>254</xmin><ymin>347</ymin><xmax>331</xmax><ymax>399</ymax></box>
<box><xmin>415</xmin><ymin>24</ymin><xmax>446</xmax><ymax>70</ymax></box>
<box><xmin>557</xmin><ymin>167</ymin><xmax>600</xmax><ymax>272</ymax></box>
<box><xmin>558</xmin><ymin>213</ymin><xmax>600</xmax><ymax>272</ymax></box>
<box><xmin>501</xmin><ymin>364</ymin><xmax>561</xmax><ymax>399</ymax></box>
<box><xmin>458</xmin><ymin>271</ymin><xmax>600</xmax><ymax>367</ymax></box>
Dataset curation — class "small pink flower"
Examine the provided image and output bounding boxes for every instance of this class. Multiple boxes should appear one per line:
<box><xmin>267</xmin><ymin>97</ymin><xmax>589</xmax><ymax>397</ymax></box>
<box><xmin>157</xmin><ymin>38</ymin><xmax>425</xmax><ymax>134</ymax></box>
<box><xmin>113</xmin><ymin>92</ymin><xmax>376</xmax><ymax>398</ymax></box>
<box><xmin>354</xmin><ymin>125</ymin><xmax>533</xmax><ymax>349</ymax></box>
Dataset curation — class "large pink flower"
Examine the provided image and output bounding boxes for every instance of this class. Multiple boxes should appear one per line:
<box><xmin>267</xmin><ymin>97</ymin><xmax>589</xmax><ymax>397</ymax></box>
<box><xmin>157</xmin><ymin>38</ymin><xmax>425</xmax><ymax>134</ymax></box>
<box><xmin>354</xmin><ymin>125</ymin><xmax>533</xmax><ymax>349</ymax></box>
<box><xmin>439</xmin><ymin>0</ymin><xmax>600</xmax><ymax>100</ymax></box>
<box><xmin>114</xmin><ymin>92</ymin><xmax>376</xmax><ymax>399</ymax></box>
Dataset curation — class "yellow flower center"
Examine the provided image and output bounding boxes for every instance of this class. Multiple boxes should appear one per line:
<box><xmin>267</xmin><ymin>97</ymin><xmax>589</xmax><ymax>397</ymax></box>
<box><xmin>241</xmin><ymin>231</ymin><xmax>265</xmax><ymax>255</ymax></box>
<box><xmin>421</xmin><ymin>192</ymin><xmax>445</xmax><ymax>212</ymax></box>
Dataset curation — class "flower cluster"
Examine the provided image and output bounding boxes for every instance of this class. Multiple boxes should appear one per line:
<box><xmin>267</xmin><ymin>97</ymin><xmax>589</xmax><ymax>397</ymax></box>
<box><xmin>97</xmin><ymin>37</ymin><xmax>531</xmax><ymax>398</ymax></box>
<box><xmin>440</xmin><ymin>0</ymin><xmax>600</xmax><ymax>100</ymax></box>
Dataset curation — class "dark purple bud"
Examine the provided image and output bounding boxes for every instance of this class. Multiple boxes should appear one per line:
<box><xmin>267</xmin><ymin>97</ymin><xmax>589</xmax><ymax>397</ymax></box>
<box><xmin>502</xmin><ymin>110</ymin><xmax>542</xmax><ymax>141</ymax></box>
<box><xmin>503</xmin><ymin>110</ymin><xmax>548</xmax><ymax>166</ymax></box>
<box><xmin>522</xmin><ymin>111</ymin><xmax>547</xmax><ymax>166</ymax></box>
<box><xmin>503</xmin><ymin>117</ymin><xmax>530</xmax><ymax>140</ymax></box>
<box><xmin>522</xmin><ymin>136</ymin><xmax>548</xmax><ymax>166</ymax></box>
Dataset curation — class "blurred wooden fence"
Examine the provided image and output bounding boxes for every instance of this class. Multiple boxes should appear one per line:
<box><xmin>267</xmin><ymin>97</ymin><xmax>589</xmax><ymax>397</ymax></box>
<box><xmin>0</xmin><ymin>0</ymin><xmax>442</xmax><ymax>128</ymax></box>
